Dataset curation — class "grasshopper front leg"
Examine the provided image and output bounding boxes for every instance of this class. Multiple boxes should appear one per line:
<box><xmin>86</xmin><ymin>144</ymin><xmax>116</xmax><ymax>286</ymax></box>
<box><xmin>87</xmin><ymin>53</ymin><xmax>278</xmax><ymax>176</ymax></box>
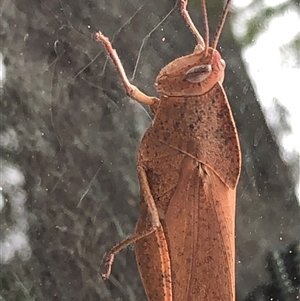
<box><xmin>95</xmin><ymin>32</ymin><xmax>159</xmax><ymax>107</ymax></box>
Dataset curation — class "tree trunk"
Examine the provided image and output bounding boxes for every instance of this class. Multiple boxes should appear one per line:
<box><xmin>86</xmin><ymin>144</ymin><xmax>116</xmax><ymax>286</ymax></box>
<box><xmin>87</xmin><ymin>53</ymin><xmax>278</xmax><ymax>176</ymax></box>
<box><xmin>1</xmin><ymin>0</ymin><xmax>299</xmax><ymax>300</ymax></box>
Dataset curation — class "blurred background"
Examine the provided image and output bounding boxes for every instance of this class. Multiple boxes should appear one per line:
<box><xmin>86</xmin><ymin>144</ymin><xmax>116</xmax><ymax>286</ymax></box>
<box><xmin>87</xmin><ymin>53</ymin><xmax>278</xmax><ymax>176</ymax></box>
<box><xmin>1</xmin><ymin>0</ymin><xmax>299</xmax><ymax>300</ymax></box>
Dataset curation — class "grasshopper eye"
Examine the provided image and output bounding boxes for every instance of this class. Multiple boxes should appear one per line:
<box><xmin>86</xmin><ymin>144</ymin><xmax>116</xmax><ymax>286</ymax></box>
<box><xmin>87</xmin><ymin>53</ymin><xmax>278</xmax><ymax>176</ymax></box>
<box><xmin>184</xmin><ymin>64</ymin><xmax>212</xmax><ymax>84</ymax></box>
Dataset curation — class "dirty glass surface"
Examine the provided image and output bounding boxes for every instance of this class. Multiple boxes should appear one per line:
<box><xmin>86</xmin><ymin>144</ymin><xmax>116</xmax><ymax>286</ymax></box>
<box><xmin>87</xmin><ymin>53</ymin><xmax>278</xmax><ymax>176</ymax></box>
<box><xmin>1</xmin><ymin>0</ymin><xmax>299</xmax><ymax>300</ymax></box>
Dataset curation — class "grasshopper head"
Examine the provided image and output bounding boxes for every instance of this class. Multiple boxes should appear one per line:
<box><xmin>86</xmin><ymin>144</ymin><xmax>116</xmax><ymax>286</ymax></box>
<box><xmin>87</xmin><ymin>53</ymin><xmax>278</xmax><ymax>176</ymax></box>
<box><xmin>155</xmin><ymin>0</ymin><xmax>232</xmax><ymax>97</ymax></box>
<box><xmin>155</xmin><ymin>47</ymin><xmax>225</xmax><ymax>97</ymax></box>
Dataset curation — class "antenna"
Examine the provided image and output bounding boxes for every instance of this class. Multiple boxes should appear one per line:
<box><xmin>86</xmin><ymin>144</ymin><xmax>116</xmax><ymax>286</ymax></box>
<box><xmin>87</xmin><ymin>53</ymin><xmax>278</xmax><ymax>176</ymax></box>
<box><xmin>200</xmin><ymin>0</ymin><xmax>209</xmax><ymax>55</ymax></box>
<box><xmin>212</xmin><ymin>0</ymin><xmax>231</xmax><ymax>49</ymax></box>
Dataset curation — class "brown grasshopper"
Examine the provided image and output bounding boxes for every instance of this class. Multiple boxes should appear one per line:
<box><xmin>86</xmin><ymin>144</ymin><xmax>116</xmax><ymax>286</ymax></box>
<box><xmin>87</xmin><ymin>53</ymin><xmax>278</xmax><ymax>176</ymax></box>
<box><xmin>96</xmin><ymin>0</ymin><xmax>241</xmax><ymax>300</ymax></box>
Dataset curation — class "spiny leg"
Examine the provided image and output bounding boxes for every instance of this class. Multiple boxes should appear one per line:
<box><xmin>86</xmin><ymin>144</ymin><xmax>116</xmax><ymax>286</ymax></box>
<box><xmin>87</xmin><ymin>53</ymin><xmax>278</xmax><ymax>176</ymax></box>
<box><xmin>95</xmin><ymin>31</ymin><xmax>158</xmax><ymax>106</ymax></box>
<box><xmin>180</xmin><ymin>0</ymin><xmax>205</xmax><ymax>49</ymax></box>
<box><xmin>102</xmin><ymin>228</ymin><xmax>157</xmax><ymax>279</ymax></box>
